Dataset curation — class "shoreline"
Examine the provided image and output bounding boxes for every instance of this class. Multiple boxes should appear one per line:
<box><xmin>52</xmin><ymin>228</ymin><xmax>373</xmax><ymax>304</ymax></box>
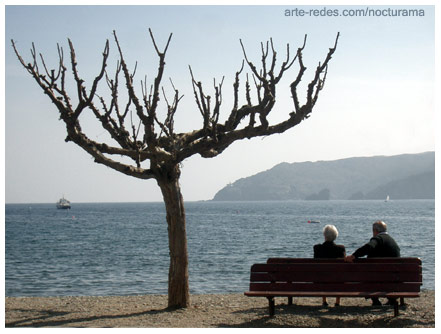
<box><xmin>5</xmin><ymin>290</ymin><xmax>434</xmax><ymax>328</ymax></box>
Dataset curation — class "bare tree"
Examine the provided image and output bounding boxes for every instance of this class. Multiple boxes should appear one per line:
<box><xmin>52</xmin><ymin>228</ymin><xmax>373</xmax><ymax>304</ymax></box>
<box><xmin>11</xmin><ymin>29</ymin><xmax>339</xmax><ymax>308</ymax></box>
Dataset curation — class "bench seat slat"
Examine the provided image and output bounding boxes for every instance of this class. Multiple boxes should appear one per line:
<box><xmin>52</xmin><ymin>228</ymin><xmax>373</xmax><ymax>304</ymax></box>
<box><xmin>250</xmin><ymin>271</ymin><xmax>421</xmax><ymax>283</ymax></box>
<box><xmin>249</xmin><ymin>282</ymin><xmax>421</xmax><ymax>292</ymax></box>
<box><xmin>251</xmin><ymin>263</ymin><xmax>421</xmax><ymax>273</ymax></box>
<box><xmin>244</xmin><ymin>291</ymin><xmax>421</xmax><ymax>298</ymax></box>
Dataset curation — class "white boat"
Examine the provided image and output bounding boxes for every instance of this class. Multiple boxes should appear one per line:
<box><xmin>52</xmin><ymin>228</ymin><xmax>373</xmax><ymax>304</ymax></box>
<box><xmin>56</xmin><ymin>196</ymin><xmax>71</xmax><ymax>209</ymax></box>
<box><xmin>385</xmin><ymin>195</ymin><xmax>390</xmax><ymax>202</ymax></box>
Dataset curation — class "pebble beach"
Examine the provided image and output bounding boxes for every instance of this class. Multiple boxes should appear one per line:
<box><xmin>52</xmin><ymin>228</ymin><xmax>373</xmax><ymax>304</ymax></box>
<box><xmin>5</xmin><ymin>290</ymin><xmax>434</xmax><ymax>328</ymax></box>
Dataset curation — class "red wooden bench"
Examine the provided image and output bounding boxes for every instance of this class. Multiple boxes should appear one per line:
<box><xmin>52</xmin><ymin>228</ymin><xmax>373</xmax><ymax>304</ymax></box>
<box><xmin>244</xmin><ymin>257</ymin><xmax>422</xmax><ymax>317</ymax></box>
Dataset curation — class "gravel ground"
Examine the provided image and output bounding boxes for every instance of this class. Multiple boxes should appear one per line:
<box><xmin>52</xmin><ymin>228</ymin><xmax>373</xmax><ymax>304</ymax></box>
<box><xmin>5</xmin><ymin>290</ymin><xmax>434</xmax><ymax>328</ymax></box>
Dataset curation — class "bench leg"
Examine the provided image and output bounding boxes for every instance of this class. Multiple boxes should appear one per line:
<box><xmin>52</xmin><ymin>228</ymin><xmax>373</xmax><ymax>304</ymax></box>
<box><xmin>267</xmin><ymin>297</ymin><xmax>275</xmax><ymax>317</ymax></box>
<box><xmin>394</xmin><ymin>300</ymin><xmax>399</xmax><ymax>317</ymax></box>
<box><xmin>400</xmin><ymin>297</ymin><xmax>405</xmax><ymax>306</ymax></box>
<box><xmin>288</xmin><ymin>296</ymin><xmax>293</xmax><ymax>305</ymax></box>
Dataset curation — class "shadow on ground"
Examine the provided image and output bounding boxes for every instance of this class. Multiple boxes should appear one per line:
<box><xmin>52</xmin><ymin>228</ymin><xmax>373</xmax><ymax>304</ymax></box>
<box><xmin>218</xmin><ymin>303</ymin><xmax>433</xmax><ymax>328</ymax></box>
<box><xmin>5</xmin><ymin>307</ymin><xmax>174</xmax><ymax>328</ymax></box>
<box><xmin>6</xmin><ymin>302</ymin><xmax>434</xmax><ymax>328</ymax></box>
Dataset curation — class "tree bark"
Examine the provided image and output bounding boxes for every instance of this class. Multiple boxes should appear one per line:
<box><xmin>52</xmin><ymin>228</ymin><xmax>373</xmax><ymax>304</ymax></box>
<box><xmin>157</xmin><ymin>165</ymin><xmax>190</xmax><ymax>308</ymax></box>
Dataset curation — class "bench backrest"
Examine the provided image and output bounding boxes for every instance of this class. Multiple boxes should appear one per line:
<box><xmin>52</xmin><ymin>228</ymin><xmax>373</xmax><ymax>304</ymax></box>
<box><xmin>249</xmin><ymin>258</ymin><xmax>422</xmax><ymax>293</ymax></box>
<box><xmin>267</xmin><ymin>257</ymin><xmax>422</xmax><ymax>264</ymax></box>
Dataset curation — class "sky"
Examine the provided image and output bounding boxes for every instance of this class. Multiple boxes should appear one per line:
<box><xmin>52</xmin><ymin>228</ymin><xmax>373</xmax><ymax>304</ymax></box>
<box><xmin>3</xmin><ymin>1</ymin><xmax>437</xmax><ymax>204</ymax></box>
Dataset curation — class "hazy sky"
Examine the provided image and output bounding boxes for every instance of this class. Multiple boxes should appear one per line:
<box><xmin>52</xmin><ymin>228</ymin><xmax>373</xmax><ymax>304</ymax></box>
<box><xmin>4</xmin><ymin>3</ymin><xmax>436</xmax><ymax>203</ymax></box>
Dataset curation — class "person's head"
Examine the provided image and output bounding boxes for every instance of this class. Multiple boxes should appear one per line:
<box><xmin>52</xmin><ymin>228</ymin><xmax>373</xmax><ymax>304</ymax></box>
<box><xmin>372</xmin><ymin>220</ymin><xmax>387</xmax><ymax>236</ymax></box>
<box><xmin>323</xmin><ymin>224</ymin><xmax>339</xmax><ymax>242</ymax></box>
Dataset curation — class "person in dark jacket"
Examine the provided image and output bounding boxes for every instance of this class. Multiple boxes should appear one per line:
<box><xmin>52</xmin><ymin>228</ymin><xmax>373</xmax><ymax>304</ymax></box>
<box><xmin>313</xmin><ymin>225</ymin><xmax>346</xmax><ymax>306</ymax></box>
<box><xmin>345</xmin><ymin>220</ymin><xmax>401</xmax><ymax>306</ymax></box>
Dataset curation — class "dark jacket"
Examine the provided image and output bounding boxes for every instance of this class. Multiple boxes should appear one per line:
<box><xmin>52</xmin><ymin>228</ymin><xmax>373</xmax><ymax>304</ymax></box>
<box><xmin>353</xmin><ymin>232</ymin><xmax>400</xmax><ymax>258</ymax></box>
<box><xmin>314</xmin><ymin>241</ymin><xmax>346</xmax><ymax>258</ymax></box>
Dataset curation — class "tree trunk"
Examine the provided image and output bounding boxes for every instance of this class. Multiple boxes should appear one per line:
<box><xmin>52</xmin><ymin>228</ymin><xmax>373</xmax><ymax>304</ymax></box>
<box><xmin>157</xmin><ymin>165</ymin><xmax>190</xmax><ymax>308</ymax></box>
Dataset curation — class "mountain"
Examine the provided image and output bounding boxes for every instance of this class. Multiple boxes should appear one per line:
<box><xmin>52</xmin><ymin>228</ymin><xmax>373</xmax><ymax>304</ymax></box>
<box><xmin>212</xmin><ymin>152</ymin><xmax>435</xmax><ymax>201</ymax></box>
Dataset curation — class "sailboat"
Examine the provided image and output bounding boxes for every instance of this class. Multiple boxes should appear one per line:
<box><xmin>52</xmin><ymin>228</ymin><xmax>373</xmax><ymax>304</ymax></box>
<box><xmin>385</xmin><ymin>195</ymin><xmax>390</xmax><ymax>202</ymax></box>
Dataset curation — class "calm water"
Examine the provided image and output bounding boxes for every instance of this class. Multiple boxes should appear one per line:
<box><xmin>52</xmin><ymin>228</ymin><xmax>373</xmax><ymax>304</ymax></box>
<box><xmin>5</xmin><ymin>200</ymin><xmax>435</xmax><ymax>296</ymax></box>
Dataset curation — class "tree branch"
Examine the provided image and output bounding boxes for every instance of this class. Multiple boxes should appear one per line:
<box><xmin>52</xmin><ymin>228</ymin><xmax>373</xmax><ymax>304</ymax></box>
<box><xmin>12</xmin><ymin>31</ymin><xmax>339</xmax><ymax>181</ymax></box>
<box><xmin>177</xmin><ymin>32</ymin><xmax>340</xmax><ymax>161</ymax></box>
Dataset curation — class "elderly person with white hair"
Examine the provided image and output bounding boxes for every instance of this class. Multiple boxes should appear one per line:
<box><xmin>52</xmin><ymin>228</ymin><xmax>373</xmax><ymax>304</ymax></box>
<box><xmin>313</xmin><ymin>224</ymin><xmax>346</xmax><ymax>306</ymax></box>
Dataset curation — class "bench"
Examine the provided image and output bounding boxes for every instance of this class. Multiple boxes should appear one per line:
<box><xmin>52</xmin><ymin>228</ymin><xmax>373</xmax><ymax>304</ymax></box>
<box><xmin>244</xmin><ymin>257</ymin><xmax>422</xmax><ymax>317</ymax></box>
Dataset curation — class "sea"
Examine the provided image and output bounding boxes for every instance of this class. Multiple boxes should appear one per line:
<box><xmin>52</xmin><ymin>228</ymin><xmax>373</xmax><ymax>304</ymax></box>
<box><xmin>5</xmin><ymin>200</ymin><xmax>435</xmax><ymax>297</ymax></box>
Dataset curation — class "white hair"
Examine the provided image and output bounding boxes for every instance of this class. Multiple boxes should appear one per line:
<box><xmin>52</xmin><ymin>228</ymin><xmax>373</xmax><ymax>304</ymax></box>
<box><xmin>323</xmin><ymin>224</ymin><xmax>339</xmax><ymax>242</ymax></box>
